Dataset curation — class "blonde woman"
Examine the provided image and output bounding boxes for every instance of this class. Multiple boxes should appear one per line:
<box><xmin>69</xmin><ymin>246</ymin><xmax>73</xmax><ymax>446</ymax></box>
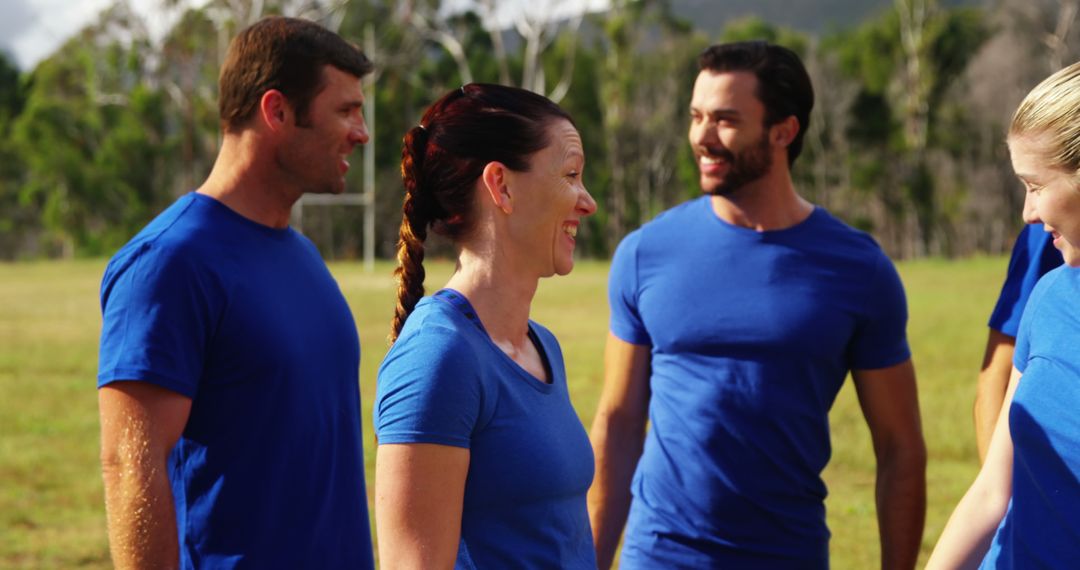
<box><xmin>928</xmin><ymin>62</ymin><xmax>1080</xmax><ymax>568</ymax></box>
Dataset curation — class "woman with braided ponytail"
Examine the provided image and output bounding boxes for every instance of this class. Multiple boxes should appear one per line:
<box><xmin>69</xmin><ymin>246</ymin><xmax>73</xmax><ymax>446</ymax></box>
<box><xmin>373</xmin><ymin>83</ymin><xmax>598</xmax><ymax>568</ymax></box>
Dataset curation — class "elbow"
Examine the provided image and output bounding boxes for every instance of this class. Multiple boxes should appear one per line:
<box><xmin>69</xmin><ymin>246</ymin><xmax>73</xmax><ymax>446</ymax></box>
<box><xmin>590</xmin><ymin>406</ymin><xmax>648</xmax><ymax>445</ymax></box>
<box><xmin>100</xmin><ymin>442</ymin><xmax>126</xmax><ymax>483</ymax></box>
<box><xmin>99</xmin><ymin>435</ymin><xmax>163</xmax><ymax>488</ymax></box>
<box><xmin>879</xmin><ymin>434</ymin><xmax>928</xmax><ymax>478</ymax></box>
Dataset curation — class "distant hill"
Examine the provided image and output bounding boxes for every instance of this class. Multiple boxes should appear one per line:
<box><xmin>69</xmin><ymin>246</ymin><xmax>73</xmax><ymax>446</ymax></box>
<box><xmin>668</xmin><ymin>0</ymin><xmax>982</xmax><ymax>35</ymax></box>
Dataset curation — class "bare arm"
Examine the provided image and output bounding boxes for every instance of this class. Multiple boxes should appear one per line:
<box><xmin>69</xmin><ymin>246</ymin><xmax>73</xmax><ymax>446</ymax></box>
<box><xmin>587</xmin><ymin>333</ymin><xmax>651</xmax><ymax>570</ymax></box>
<box><xmin>98</xmin><ymin>382</ymin><xmax>192</xmax><ymax>570</ymax></box>
<box><xmin>974</xmin><ymin>329</ymin><xmax>1016</xmax><ymax>463</ymax></box>
<box><xmin>375</xmin><ymin>443</ymin><xmax>469</xmax><ymax>569</ymax></box>
<box><xmin>851</xmin><ymin>359</ymin><xmax>927</xmax><ymax>570</ymax></box>
<box><xmin>926</xmin><ymin>367</ymin><xmax>1019</xmax><ymax>570</ymax></box>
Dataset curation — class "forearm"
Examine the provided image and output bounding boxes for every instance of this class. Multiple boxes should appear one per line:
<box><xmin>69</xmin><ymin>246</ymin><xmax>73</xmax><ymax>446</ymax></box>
<box><xmin>101</xmin><ymin>451</ymin><xmax>179</xmax><ymax>569</ymax></box>
<box><xmin>925</xmin><ymin>480</ymin><xmax>1008</xmax><ymax>570</ymax></box>
<box><xmin>101</xmin><ymin>456</ymin><xmax>179</xmax><ymax>569</ymax></box>
<box><xmin>929</xmin><ymin>369</ymin><xmax>1017</xmax><ymax>570</ymax></box>
<box><xmin>973</xmin><ymin>331</ymin><xmax>1015</xmax><ymax>463</ymax></box>
<box><xmin>876</xmin><ymin>445</ymin><xmax>927</xmax><ymax>570</ymax></box>
<box><xmin>588</xmin><ymin>411</ymin><xmax>646</xmax><ymax>570</ymax></box>
<box><xmin>973</xmin><ymin>374</ymin><xmax>1006</xmax><ymax>462</ymax></box>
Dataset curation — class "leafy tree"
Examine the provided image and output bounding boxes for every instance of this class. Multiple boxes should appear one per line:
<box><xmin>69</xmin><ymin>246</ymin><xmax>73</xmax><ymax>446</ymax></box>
<box><xmin>11</xmin><ymin>3</ymin><xmax>170</xmax><ymax>257</ymax></box>
<box><xmin>0</xmin><ymin>50</ymin><xmax>31</xmax><ymax>259</ymax></box>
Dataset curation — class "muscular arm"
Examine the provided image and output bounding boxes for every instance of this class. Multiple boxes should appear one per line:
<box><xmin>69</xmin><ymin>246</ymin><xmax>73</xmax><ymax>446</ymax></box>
<box><xmin>587</xmin><ymin>333</ymin><xmax>651</xmax><ymax>570</ymax></box>
<box><xmin>974</xmin><ymin>329</ymin><xmax>1016</xmax><ymax>463</ymax></box>
<box><xmin>98</xmin><ymin>382</ymin><xmax>192</xmax><ymax>570</ymax></box>
<box><xmin>851</xmin><ymin>359</ymin><xmax>927</xmax><ymax>570</ymax></box>
<box><xmin>375</xmin><ymin>443</ymin><xmax>469</xmax><ymax>569</ymax></box>
<box><xmin>927</xmin><ymin>367</ymin><xmax>1019</xmax><ymax>569</ymax></box>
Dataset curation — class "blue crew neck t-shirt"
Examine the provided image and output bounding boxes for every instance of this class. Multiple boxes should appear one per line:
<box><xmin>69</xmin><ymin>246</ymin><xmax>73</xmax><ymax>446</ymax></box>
<box><xmin>609</xmin><ymin>196</ymin><xmax>910</xmax><ymax>568</ymax></box>
<box><xmin>980</xmin><ymin>265</ymin><xmax>1080</xmax><ymax>568</ymax></box>
<box><xmin>375</xmin><ymin>293</ymin><xmax>596</xmax><ymax>569</ymax></box>
<box><xmin>988</xmin><ymin>224</ymin><xmax>1062</xmax><ymax>336</ymax></box>
<box><xmin>98</xmin><ymin>193</ymin><xmax>374</xmax><ymax>569</ymax></box>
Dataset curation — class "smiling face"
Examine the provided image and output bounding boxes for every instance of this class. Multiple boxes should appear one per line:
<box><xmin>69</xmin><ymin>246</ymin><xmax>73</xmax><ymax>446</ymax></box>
<box><xmin>1010</xmin><ymin>134</ymin><xmax>1080</xmax><ymax>267</ymax></box>
<box><xmin>508</xmin><ymin>119</ymin><xmax>597</xmax><ymax>277</ymax></box>
<box><xmin>280</xmin><ymin>65</ymin><xmax>370</xmax><ymax>195</ymax></box>
<box><xmin>689</xmin><ymin>70</ymin><xmax>776</xmax><ymax>196</ymax></box>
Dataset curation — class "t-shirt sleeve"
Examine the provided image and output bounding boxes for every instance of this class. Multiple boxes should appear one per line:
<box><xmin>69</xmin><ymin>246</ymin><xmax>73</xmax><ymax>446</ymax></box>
<box><xmin>97</xmin><ymin>243</ymin><xmax>217</xmax><ymax>399</ymax></box>
<box><xmin>374</xmin><ymin>326</ymin><xmax>484</xmax><ymax>448</ymax></box>
<box><xmin>608</xmin><ymin>230</ymin><xmax>651</xmax><ymax>346</ymax></box>
<box><xmin>849</xmin><ymin>253</ymin><xmax>911</xmax><ymax>370</ymax></box>
<box><xmin>989</xmin><ymin>225</ymin><xmax>1062</xmax><ymax>336</ymax></box>
<box><xmin>1012</xmin><ymin>266</ymin><xmax>1060</xmax><ymax>373</ymax></box>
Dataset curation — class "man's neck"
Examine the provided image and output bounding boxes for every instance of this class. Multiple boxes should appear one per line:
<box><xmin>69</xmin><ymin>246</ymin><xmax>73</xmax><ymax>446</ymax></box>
<box><xmin>197</xmin><ymin>134</ymin><xmax>298</xmax><ymax>229</ymax></box>
<box><xmin>709</xmin><ymin>170</ymin><xmax>814</xmax><ymax>232</ymax></box>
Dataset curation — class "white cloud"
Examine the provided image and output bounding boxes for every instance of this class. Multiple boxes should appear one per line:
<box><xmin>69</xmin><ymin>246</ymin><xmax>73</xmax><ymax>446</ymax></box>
<box><xmin>0</xmin><ymin>0</ymin><xmax>205</xmax><ymax>70</ymax></box>
<box><xmin>0</xmin><ymin>0</ymin><xmax>606</xmax><ymax>71</ymax></box>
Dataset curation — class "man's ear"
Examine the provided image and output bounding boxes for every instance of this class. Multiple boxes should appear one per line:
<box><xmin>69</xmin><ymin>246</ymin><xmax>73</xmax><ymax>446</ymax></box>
<box><xmin>259</xmin><ymin>89</ymin><xmax>292</xmax><ymax>132</ymax></box>
<box><xmin>771</xmin><ymin>115</ymin><xmax>800</xmax><ymax>148</ymax></box>
<box><xmin>480</xmin><ymin>161</ymin><xmax>513</xmax><ymax>215</ymax></box>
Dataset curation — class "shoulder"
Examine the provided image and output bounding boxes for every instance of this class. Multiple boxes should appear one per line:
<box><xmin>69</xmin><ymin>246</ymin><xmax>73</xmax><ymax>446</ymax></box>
<box><xmin>802</xmin><ymin>208</ymin><xmax>893</xmax><ymax>269</ymax></box>
<box><xmin>381</xmin><ymin>298</ymin><xmax>482</xmax><ymax>373</ymax></box>
<box><xmin>806</xmin><ymin>208</ymin><xmax>883</xmax><ymax>251</ymax></box>
<box><xmin>1028</xmin><ymin>264</ymin><xmax>1072</xmax><ymax>307</ymax></box>
<box><xmin>102</xmin><ymin>196</ymin><xmax>220</xmax><ymax>299</ymax></box>
<box><xmin>107</xmin><ymin>195</ymin><xmax>215</xmax><ymax>264</ymax></box>
<box><xmin>612</xmin><ymin>197</ymin><xmax>707</xmax><ymax>261</ymax></box>
<box><xmin>637</xmin><ymin>196</ymin><xmax>708</xmax><ymax>236</ymax></box>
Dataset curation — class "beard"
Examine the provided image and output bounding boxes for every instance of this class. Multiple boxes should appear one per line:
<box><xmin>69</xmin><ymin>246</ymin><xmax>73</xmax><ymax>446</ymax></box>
<box><xmin>703</xmin><ymin>132</ymin><xmax>773</xmax><ymax>197</ymax></box>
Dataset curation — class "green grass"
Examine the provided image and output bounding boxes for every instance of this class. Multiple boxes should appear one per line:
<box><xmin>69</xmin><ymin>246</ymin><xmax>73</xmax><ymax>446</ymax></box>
<box><xmin>0</xmin><ymin>256</ymin><xmax>1009</xmax><ymax>568</ymax></box>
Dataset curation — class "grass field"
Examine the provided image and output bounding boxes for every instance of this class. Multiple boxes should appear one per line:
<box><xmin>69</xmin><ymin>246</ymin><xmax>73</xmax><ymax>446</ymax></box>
<box><xmin>0</xmin><ymin>256</ymin><xmax>1008</xmax><ymax>568</ymax></box>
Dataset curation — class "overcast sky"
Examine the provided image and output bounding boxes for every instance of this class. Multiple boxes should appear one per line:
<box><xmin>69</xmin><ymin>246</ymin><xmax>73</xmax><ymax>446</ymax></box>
<box><xmin>0</xmin><ymin>0</ymin><xmax>204</xmax><ymax>70</ymax></box>
<box><xmin>0</xmin><ymin>0</ymin><xmax>609</xmax><ymax>71</ymax></box>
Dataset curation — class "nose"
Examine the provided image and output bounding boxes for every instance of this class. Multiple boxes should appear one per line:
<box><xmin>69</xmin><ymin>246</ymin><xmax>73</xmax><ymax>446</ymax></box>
<box><xmin>689</xmin><ymin>117</ymin><xmax>716</xmax><ymax>149</ymax></box>
<box><xmin>1022</xmin><ymin>190</ymin><xmax>1040</xmax><ymax>224</ymax></box>
<box><xmin>577</xmin><ymin>186</ymin><xmax>598</xmax><ymax>216</ymax></box>
<box><xmin>350</xmin><ymin>117</ymin><xmax>370</xmax><ymax>146</ymax></box>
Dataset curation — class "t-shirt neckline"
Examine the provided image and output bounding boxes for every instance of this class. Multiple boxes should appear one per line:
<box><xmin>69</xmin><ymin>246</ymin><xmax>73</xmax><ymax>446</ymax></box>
<box><xmin>432</xmin><ymin>289</ymin><xmax>556</xmax><ymax>392</ymax></box>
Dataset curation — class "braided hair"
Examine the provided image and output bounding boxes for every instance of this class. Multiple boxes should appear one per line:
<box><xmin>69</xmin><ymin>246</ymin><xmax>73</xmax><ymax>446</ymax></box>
<box><xmin>390</xmin><ymin>84</ymin><xmax>573</xmax><ymax>342</ymax></box>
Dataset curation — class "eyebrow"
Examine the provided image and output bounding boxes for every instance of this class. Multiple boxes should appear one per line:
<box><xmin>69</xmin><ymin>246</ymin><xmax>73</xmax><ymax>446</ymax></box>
<box><xmin>689</xmin><ymin>106</ymin><xmax>742</xmax><ymax>119</ymax></box>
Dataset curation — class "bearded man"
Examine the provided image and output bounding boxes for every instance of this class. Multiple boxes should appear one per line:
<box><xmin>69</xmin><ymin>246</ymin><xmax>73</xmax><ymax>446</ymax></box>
<box><xmin>587</xmin><ymin>41</ymin><xmax>927</xmax><ymax>570</ymax></box>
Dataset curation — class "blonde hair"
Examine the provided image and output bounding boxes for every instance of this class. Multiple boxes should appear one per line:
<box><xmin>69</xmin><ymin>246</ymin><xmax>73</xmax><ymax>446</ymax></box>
<box><xmin>1010</xmin><ymin>61</ymin><xmax>1080</xmax><ymax>175</ymax></box>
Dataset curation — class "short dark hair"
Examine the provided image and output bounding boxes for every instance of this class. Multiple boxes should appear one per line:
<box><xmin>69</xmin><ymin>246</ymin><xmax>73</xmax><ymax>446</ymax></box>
<box><xmin>218</xmin><ymin>16</ymin><xmax>373</xmax><ymax>132</ymax></box>
<box><xmin>698</xmin><ymin>41</ymin><xmax>814</xmax><ymax>165</ymax></box>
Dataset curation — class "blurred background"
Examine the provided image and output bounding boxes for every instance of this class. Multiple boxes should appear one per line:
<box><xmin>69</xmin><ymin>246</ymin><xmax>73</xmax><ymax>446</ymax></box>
<box><xmin>1</xmin><ymin>0</ymin><xmax>1077</xmax><ymax>264</ymax></box>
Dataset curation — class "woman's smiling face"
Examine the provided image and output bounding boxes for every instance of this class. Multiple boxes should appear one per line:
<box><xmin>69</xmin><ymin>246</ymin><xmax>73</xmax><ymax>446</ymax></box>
<box><xmin>1010</xmin><ymin>133</ymin><xmax>1080</xmax><ymax>267</ymax></box>
<box><xmin>508</xmin><ymin>119</ymin><xmax>597</xmax><ymax>277</ymax></box>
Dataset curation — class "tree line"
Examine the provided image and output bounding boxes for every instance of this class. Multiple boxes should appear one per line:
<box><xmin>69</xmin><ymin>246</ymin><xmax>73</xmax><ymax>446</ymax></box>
<box><xmin>0</xmin><ymin>0</ymin><xmax>1077</xmax><ymax>261</ymax></box>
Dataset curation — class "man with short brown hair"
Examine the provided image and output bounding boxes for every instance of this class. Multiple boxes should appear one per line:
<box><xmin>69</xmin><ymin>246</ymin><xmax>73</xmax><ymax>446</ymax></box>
<box><xmin>97</xmin><ymin>17</ymin><xmax>374</xmax><ymax>569</ymax></box>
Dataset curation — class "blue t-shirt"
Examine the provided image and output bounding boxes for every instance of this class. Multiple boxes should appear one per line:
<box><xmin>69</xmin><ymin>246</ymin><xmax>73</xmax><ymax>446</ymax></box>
<box><xmin>980</xmin><ymin>266</ymin><xmax>1080</xmax><ymax>568</ymax></box>
<box><xmin>609</xmin><ymin>197</ymin><xmax>910</xmax><ymax>568</ymax></box>
<box><xmin>374</xmin><ymin>291</ymin><xmax>596</xmax><ymax>569</ymax></box>
<box><xmin>98</xmin><ymin>193</ymin><xmax>374</xmax><ymax>570</ymax></box>
<box><xmin>988</xmin><ymin>224</ymin><xmax>1061</xmax><ymax>336</ymax></box>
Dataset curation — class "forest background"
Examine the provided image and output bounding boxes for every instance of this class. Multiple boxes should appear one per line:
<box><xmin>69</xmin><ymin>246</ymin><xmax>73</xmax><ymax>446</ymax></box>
<box><xmin>0</xmin><ymin>0</ymin><xmax>1078</xmax><ymax>262</ymax></box>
